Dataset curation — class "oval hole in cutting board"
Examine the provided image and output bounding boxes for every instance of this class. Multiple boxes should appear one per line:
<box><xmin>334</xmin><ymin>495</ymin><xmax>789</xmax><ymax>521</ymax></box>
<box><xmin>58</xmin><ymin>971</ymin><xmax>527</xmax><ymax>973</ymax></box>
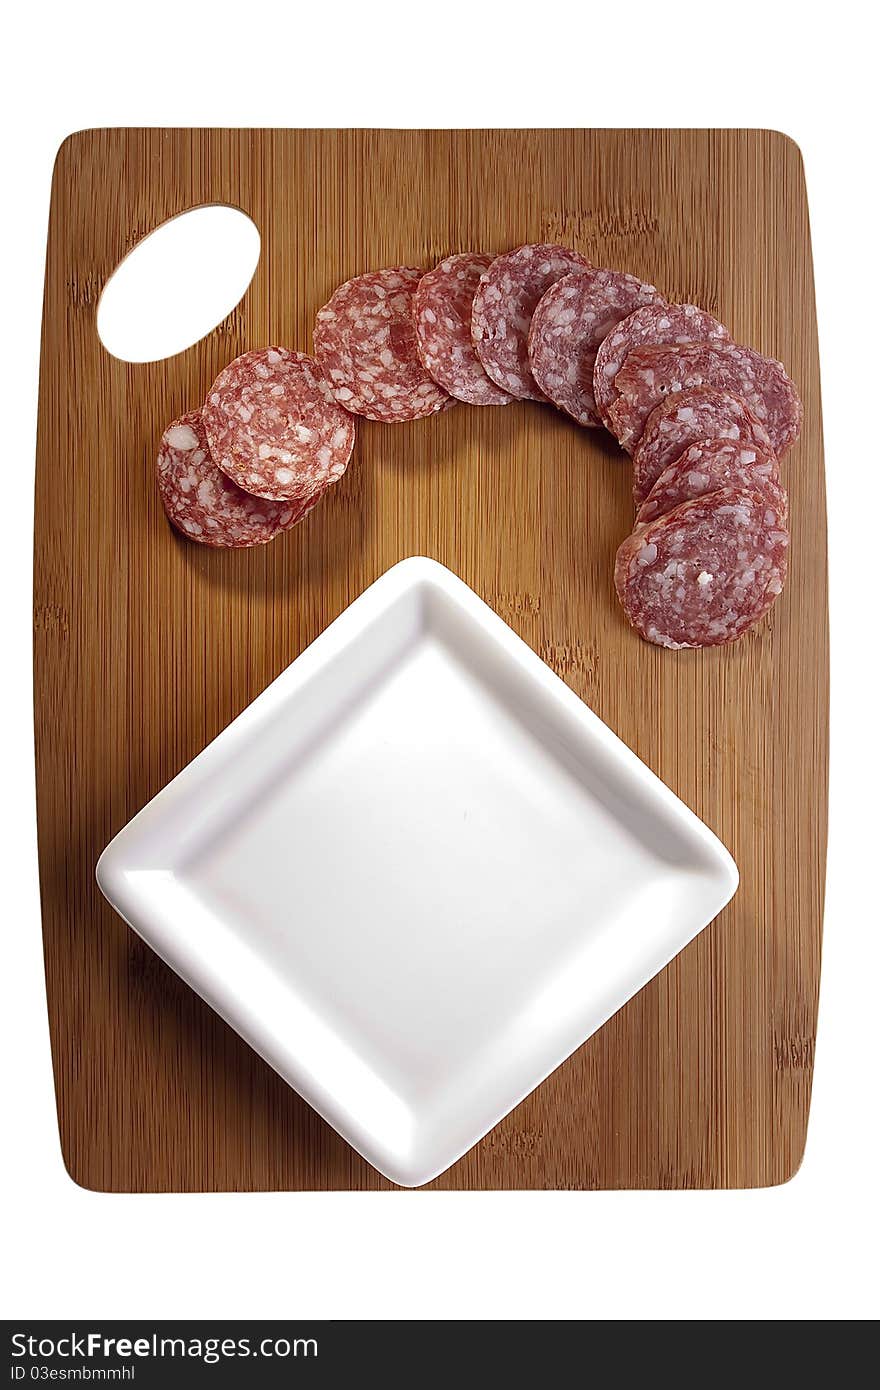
<box><xmin>97</xmin><ymin>206</ymin><xmax>260</xmax><ymax>363</ymax></box>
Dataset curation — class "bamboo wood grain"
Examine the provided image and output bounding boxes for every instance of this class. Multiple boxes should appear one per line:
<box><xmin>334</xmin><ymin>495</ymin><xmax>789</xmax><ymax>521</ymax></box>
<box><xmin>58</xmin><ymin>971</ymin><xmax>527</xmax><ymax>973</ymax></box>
<box><xmin>34</xmin><ymin>129</ymin><xmax>827</xmax><ymax>1191</ymax></box>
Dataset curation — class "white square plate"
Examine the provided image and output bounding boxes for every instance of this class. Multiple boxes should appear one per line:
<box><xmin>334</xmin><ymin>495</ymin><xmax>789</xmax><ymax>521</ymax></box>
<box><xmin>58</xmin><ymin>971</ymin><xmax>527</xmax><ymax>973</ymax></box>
<box><xmin>97</xmin><ymin>557</ymin><xmax>738</xmax><ymax>1187</ymax></box>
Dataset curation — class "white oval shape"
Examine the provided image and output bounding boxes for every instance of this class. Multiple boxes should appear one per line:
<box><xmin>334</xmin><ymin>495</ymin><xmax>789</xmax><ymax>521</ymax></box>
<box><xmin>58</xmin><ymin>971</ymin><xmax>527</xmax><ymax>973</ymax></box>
<box><xmin>97</xmin><ymin>206</ymin><xmax>260</xmax><ymax>363</ymax></box>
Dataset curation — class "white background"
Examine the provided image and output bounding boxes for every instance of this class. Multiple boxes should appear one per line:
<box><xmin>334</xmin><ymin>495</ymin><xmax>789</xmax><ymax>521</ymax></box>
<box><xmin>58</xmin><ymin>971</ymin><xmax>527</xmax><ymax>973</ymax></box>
<box><xmin>1</xmin><ymin>1</ymin><xmax>877</xmax><ymax>1322</ymax></box>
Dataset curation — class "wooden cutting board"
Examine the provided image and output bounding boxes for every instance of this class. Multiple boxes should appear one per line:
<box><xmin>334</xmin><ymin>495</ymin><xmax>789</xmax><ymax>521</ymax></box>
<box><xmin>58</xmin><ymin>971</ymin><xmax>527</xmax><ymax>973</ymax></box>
<box><xmin>34</xmin><ymin>129</ymin><xmax>826</xmax><ymax>1191</ymax></box>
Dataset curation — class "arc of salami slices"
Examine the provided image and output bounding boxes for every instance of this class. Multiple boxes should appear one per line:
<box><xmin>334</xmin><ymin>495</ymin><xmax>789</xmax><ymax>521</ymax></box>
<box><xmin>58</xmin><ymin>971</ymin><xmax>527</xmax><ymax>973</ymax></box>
<box><xmin>203</xmin><ymin>348</ymin><xmax>355</xmax><ymax>503</ymax></box>
<box><xmin>593</xmin><ymin>303</ymin><xmax>730</xmax><ymax>442</ymax></box>
<box><xmin>636</xmin><ymin>438</ymin><xmax>787</xmax><ymax>526</ymax></box>
<box><xmin>470</xmin><ymin>244</ymin><xmax>591</xmax><ymax>400</ymax></box>
<box><xmin>608</xmin><ymin>341</ymin><xmax>803</xmax><ymax>457</ymax></box>
<box><xmin>157</xmin><ymin>412</ymin><xmax>315</xmax><ymax>548</ymax></box>
<box><xmin>527</xmin><ymin>268</ymin><xmax>664</xmax><ymax>426</ymax></box>
<box><xmin>632</xmin><ymin>387</ymin><xmax>774</xmax><ymax>505</ymax></box>
<box><xmin>413</xmin><ymin>253</ymin><xmax>513</xmax><ymax>406</ymax></box>
<box><xmin>314</xmin><ymin>267</ymin><xmax>453</xmax><ymax>422</ymax></box>
<box><xmin>614</xmin><ymin>488</ymin><xmax>789</xmax><ymax>649</ymax></box>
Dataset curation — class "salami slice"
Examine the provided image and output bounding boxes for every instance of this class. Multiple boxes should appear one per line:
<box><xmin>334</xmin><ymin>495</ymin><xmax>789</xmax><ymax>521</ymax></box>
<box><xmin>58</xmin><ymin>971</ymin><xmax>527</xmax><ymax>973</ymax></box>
<box><xmin>614</xmin><ymin>489</ymin><xmax>789</xmax><ymax>649</ymax></box>
<box><xmin>636</xmin><ymin>438</ymin><xmax>787</xmax><ymax>526</ymax></box>
<box><xmin>470</xmin><ymin>243</ymin><xmax>591</xmax><ymax>400</ymax></box>
<box><xmin>593</xmin><ymin>303</ymin><xmax>730</xmax><ymax>440</ymax></box>
<box><xmin>527</xmin><ymin>268</ymin><xmax>664</xmax><ymax>426</ymax></box>
<box><xmin>413</xmin><ymin>253</ymin><xmax>513</xmax><ymax>406</ymax></box>
<box><xmin>203</xmin><ymin>348</ymin><xmax>355</xmax><ymax>503</ymax></box>
<box><xmin>608</xmin><ymin>342</ymin><xmax>803</xmax><ymax>457</ymax></box>
<box><xmin>157</xmin><ymin>412</ymin><xmax>315</xmax><ymax>547</ymax></box>
<box><xmin>314</xmin><ymin>267</ymin><xmax>453</xmax><ymax>422</ymax></box>
<box><xmin>632</xmin><ymin>387</ymin><xmax>774</xmax><ymax>505</ymax></box>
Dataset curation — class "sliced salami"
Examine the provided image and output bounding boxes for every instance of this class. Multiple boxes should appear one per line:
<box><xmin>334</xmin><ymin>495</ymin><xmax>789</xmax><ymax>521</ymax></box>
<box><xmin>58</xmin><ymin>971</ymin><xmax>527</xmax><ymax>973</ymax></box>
<box><xmin>632</xmin><ymin>387</ymin><xmax>774</xmax><ymax>505</ymax></box>
<box><xmin>608</xmin><ymin>341</ymin><xmax>803</xmax><ymax>457</ymax></box>
<box><xmin>157</xmin><ymin>412</ymin><xmax>315</xmax><ymax>547</ymax></box>
<box><xmin>470</xmin><ymin>243</ymin><xmax>591</xmax><ymax>400</ymax></box>
<box><xmin>636</xmin><ymin>438</ymin><xmax>787</xmax><ymax>526</ymax></box>
<box><xmin>413</xmin><ymin>253</ymin><xmax>513</xmax><ymax>407</ymax></box>
<box><xmin>203</xmin><ymin>348</ymin><xmax>355</xmax><ymax>503</ymax></box>
<box><xmin>615</xmin><ymin>489</ymin><xmax>789</xmax><ymax>649</ymax></box>
<box><xmin>527</xmin><ymin>268</ymin><xmax>664</xmax><ymax>426</ymax></box>
<box><xmin>593</xmin><ymin>303</ymin><xmax>730</xmax><ymax>440</ymax></box>
<box><xmin>314</xmin><ymin>267</ymin><xmax>453</xmax><ymax>422</ymax></box>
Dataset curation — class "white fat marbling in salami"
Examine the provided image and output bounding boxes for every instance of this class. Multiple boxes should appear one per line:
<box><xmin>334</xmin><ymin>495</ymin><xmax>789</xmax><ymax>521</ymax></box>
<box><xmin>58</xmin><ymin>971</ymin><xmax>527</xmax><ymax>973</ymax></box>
<box><xmin>527</xmin><ymin>268</ymin><xmax>663</xmax><ymax>426</ymax></box>
<box><xmin>203</xmin><ymin>348</ymin><xmax>355</xmax><ymax>503</ymax></box>
<box><xmin>157</xmin><ymin>412</ymin><xmax>315</xmax><ymax>547</ymax></box>
<box><xmin>314</xmin><ymin>267</ymin><xmax>453</xmax><ymax>422</ymax></box>
<box><xmin>614</xmin><ymin>488</ymin><xmax>789</xmax><ymax>649</ymax></box>
<box><xmin>632</xmin><ymin>387</ymin><xmax>774</xmax><ymax>505</ymax></box>
<box><xmin>593</xmin><ymin>303</ymin><xmax>730</xmax><ymax>442</ymax></box>
<box><xmin>413</xmin><ymin>253</ymin><xmax>513</xmax><ymax>407</ymax></box>
<box><xmin>470</xmin><ymin>243</ymin><xmax>591</xmax><ymax>400</ymax></box>
<box><xmin>608</xmin><ymin>341</ymin><xmax>803</xmax><ymax>457</ymax></box>
<box><xmin>636</xmin><ymin>438</ymin><xmax>787</xmax><ymax>526</ymax></box>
